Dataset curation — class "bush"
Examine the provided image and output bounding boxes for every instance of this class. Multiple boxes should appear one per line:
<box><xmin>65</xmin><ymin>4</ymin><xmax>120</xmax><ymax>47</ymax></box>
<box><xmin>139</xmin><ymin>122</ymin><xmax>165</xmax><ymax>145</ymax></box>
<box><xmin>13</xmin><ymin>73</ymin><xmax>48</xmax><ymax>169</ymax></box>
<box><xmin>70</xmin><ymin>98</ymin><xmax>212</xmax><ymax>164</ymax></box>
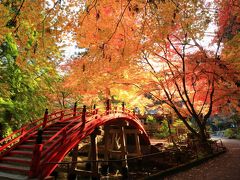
<box><xmin>224</xmin><ymin>128</ymin><xmax>235</xmax><ymax>138</ymax></box>
<box><xmin>236</xmin><ymin>134</ymin><xmax>240</xmax><ymax>139</ymax></box>
<box><xmin>236</xmin><ymin>128</ymin><xmax>240</xmax><ymax>139</ymax></box>
<box><xmin>155</xmin><ymin>120</ymin><xmax>170</xmax><ymax>138</ymax></box>
<box><xmin>146</xmin><ymin>115</ymin><xmax>156</xmax><ymax>123</ymax></box>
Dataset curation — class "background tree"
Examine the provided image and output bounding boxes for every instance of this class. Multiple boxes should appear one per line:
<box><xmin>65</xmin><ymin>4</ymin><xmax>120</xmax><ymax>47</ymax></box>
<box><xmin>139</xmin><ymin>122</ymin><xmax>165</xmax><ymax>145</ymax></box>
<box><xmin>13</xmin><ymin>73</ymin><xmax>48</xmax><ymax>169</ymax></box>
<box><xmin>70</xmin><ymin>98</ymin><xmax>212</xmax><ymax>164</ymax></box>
<box><xmin>0</xmin><ymin>0</ymin><xmax>71</xmax><ymax>138</ymax></box>
<box><xmin>214</xmin><ymin>0</ymin><xmax>240</xmax><ymax>121</ymax></box>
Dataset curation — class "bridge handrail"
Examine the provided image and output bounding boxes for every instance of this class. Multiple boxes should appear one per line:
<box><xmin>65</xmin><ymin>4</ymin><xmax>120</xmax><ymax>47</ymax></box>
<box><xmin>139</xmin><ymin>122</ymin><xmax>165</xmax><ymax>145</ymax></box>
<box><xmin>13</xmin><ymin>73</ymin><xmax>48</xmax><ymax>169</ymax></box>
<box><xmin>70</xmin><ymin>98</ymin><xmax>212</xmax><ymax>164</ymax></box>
<box><xmin>0</xmin><ymin>106</ymin><xmax>137</xmax><ymax>148</ymax></box>
<box><xmin>1</xmin><ymin>104</ymin><xmax>145</xmax><ymax>177</ymax></box>
<box><xmin>0</xmin><ymin>109</ymin><xmax>68</xmax><ymax>145</ymax></box>
<box><xmin>40</xmin><ymin>107</ymin><xmax>90</xmax><ymax>167</ymax></box>
<box><xmin>0</xmin><ymin>117</ymin><xmax>42</xmax><ymax>144</ymax></box>
<box><xmin>39</xmin><ymin>119</ymin><xmax>87</xmax><ymax>177</ymax></box>
<box><xmin>41</xmin><ymin>115</ymin><xmax>83</xmax><ymax>159</ymax></box>
<box><xmin>41</xmin><ymin>107</ymin><xmax>139</xmax><ymax>159</ymax></box>
<box><xmin>0</xmin><ymin>116</ymin><xmax>45</xmax><ymax>154</ymax></box>
<box><xmin>34</xmin><ymin>107</ymin><xmax>147</xmax><ymax>178</ymax></box>
<box><xmin>39</xmin><ymin>115</ymin><xmax>98</xmax><ymax>177</ymax></box>
<box><xmin>0</xmin><ymin>108</ymin><xmax>83</xmax><ymax>156</ymax></box>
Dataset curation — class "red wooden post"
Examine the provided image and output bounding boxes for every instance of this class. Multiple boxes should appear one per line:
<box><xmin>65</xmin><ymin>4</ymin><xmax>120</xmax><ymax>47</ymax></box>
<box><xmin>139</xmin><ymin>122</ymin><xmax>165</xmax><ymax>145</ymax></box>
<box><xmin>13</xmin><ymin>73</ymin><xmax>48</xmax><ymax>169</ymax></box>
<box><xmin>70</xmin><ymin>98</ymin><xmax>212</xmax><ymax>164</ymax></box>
<box><xmin>29</xmin><ymin>144</ymin><xmax>43</xmax><ymax>178</ymax></box>
<box><xmin>42</xmin><ymin>109</ymin><xmax>48</xmax><ymax>129</ymax></box>
<box><xmin>82</xmin><ymin>105</ymin><xmax>86</xmax><ymax>127</ymax></box>
<box><xmin>73</xmin><ymin>102</ymin><xmax>77</xmax><ymax>117</ymax></box>
<box><xmin>29</xmin><ymin>130</ymin><xmax>43</xmax><ymax>178</ymax></box>
<box><xmin>20</xmin><ymin>127</ymin><xmax>26</xmax><ymax>141</ymax></box>
<box><xmin>60</xmin><ymin>110</ymin><xmax>64</xmax><ymax>121</ymax></box>
<box><xmin>21</xmin><ymin>127</ymin><xmax>26</xmax><ymax>136</ymax></box>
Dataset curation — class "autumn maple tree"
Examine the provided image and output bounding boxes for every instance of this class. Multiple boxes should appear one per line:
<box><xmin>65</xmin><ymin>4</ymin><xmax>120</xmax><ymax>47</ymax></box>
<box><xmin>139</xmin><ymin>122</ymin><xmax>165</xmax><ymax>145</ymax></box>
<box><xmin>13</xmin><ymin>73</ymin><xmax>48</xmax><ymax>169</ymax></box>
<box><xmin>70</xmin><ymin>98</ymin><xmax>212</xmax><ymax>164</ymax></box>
<box><xmin>215</xmin><ymin>0</ymin><xmax>240</xmax><ymax>73</ymax></box>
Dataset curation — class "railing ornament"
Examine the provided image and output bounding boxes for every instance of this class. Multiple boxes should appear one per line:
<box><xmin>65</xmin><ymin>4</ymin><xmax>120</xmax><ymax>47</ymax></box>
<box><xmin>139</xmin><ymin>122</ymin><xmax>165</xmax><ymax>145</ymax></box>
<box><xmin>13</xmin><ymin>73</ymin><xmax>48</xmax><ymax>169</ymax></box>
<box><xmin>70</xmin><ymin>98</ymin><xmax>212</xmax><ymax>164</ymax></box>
<box><xmin>82</xmin><ymin>105</ymin><xmax>86</xmax><ymax>126</ymax></box>
<box><xmin>60</xmin><ymin>110</ymin><xmax>64</xmax><ymax>121</ymax></box>
<box><xmin>42</xmin><ymin>109</ymin><xmax>48</xmax><ymax>128</ymax></box>
<box><xmin>73</xmin><ymin>102</ymin><xmax>77</xmax><ymax>117</ymax></box>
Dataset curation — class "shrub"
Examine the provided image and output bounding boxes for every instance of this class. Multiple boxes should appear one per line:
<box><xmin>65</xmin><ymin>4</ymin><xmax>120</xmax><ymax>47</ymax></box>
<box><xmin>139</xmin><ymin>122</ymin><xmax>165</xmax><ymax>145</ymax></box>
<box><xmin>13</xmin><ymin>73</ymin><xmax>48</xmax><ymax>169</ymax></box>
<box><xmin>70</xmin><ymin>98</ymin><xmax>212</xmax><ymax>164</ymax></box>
<box><xmin>236</xmin><ymin>128</ymin><xmax>240</xmax><ymax>139</ymax></box>
<box><xmin>156</xmin><ymin>120</ymin><xmax>170</xmax><ymax>138</ymax></box>
<box><xmin>146</xmin><ymin>115</ymin><xmax>156</xmax><ymax>123</ymax></box>
<box><xmin>224</xmin><ymin>128</ymin><xmax>235</xmax><ymax>138</ymax></box>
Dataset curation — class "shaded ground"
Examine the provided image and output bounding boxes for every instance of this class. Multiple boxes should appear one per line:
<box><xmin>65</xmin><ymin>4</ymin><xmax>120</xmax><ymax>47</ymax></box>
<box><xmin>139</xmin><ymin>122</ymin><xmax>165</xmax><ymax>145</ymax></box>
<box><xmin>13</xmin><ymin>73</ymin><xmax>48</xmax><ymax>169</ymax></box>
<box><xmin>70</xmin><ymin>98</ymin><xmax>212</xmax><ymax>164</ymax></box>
<box><xmin>165</xmin><ymin>138</ymin><xmax>240</xmax><ymax>180</ymax></box>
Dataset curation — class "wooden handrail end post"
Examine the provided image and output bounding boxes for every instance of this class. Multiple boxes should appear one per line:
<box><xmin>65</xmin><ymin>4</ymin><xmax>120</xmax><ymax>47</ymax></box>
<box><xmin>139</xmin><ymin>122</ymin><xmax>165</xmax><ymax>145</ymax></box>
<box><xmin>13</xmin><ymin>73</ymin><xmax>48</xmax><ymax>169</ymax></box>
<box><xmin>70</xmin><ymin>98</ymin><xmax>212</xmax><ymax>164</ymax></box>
<box><xmin>82</xmin><ymin>105</ymin><xmax>86</xmax><ymax>127</ymax></box>
<box><xmin>73</xmin><ymin>102</ymin><xmax>77</xmax><ymax>117</ymax></box>
<box><xmin>42</xmin><ymin>109</ymin><xmax>48</xmax><ymax>129</ymax></box>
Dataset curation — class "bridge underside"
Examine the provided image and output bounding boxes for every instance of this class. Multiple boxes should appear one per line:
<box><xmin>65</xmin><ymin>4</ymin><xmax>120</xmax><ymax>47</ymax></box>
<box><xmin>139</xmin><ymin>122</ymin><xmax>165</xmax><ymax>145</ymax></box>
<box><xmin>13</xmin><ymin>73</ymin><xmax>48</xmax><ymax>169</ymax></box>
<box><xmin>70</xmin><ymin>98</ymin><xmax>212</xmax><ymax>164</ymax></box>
<box><xmin>64</xmin><ymin>119</ymin><xmax>151</xmax><ymax>179</ymax></box>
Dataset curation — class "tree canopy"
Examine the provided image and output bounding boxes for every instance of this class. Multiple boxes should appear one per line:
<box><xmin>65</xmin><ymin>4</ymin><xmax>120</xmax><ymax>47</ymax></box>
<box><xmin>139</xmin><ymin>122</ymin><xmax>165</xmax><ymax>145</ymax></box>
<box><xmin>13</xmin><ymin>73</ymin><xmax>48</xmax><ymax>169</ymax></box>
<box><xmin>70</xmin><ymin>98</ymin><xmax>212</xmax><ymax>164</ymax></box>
<box><xmin>0</xmin><ymin>0</ymin><xmax>239</xmax><ymax>143</ymax></box>
<box><xmin>63</xmin><ymin>0</ymin><xmax>239</xmax><ymax>143</ymax></box>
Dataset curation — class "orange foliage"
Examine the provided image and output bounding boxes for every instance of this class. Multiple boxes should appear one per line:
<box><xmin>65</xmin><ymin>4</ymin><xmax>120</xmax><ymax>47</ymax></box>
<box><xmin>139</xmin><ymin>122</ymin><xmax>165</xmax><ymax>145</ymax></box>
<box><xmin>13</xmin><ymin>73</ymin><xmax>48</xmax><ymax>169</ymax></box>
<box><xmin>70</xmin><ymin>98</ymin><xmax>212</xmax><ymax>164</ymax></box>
<box><xmin>61</xmin><ymin>0</ymin><xmax>239</xmax><ymax>140</ymax></box>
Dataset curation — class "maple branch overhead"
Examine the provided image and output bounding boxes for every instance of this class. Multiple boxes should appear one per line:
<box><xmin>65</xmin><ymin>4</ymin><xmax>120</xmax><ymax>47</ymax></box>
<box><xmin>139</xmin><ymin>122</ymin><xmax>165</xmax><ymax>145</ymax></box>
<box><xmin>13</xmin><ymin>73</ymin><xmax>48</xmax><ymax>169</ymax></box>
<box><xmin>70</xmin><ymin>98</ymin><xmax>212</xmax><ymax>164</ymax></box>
<box><xmin>80</xmin><ymin>0</ymin><xmax>98</xmax><ymax>25</ymax></box>
<box><xmin>167</xmin><ymin>35</ymin><xmax>183</xmax><ymax>59</ymax></box>
<box><xmin>105</xmin><ymin>0</ymin><xmax>131</xmax><ymax>45</ymax></box>
<box><xmin>204</xmin><ymin>80</ymin><xmax>215</xmax><ymax>122</ymax></box>
<box><xmin>9</xmin><ymin>0</ymin><xmax>25</xmax><ymax>27</ymax></box>
<box><xmin>198</xmin><ymin>78</ymin><xmax>211</xmax><ymax>116</ymax></box>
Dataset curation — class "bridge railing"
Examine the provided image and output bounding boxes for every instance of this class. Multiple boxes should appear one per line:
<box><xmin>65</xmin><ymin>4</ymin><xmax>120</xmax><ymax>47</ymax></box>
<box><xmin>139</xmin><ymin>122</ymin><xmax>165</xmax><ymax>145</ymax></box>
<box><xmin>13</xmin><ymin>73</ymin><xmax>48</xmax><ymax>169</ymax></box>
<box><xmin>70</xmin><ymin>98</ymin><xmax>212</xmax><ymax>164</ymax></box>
<box><xmin>0</xmin><ymin>107</ymin><xmax>83</xmax><ymax>158</ymax></box>
<box><xmin>0</xmin><ymin>115</ymin><xmax>45</xmax><ymax>157</ymax></box>
<box><xmin>0</xmin><ymin>101</ymin><xmax>145</xmax><ymax>178</ymax></box>
<box><xmin>41</xmin><ymin>116</ymin><xmax>83</xmax><ymax>160</ymax></box>
<box><xmin>37</xmin><ymin>107</ymin><xmax>143</xmax><ymax>178</ymax></box>
<box><xmin>29</xmin><ymin>105</ymin><xmax>89</xmax><ymax>178</ymax></box>
<box><xmin>0</xmin><ymin>102</ymin><xmax>140</xmax><ymax>156</ymax></box>
<box><xmin>38</xmin><ymin>120</ymin><xmax>87</xmax><ymax>178</ymax></box>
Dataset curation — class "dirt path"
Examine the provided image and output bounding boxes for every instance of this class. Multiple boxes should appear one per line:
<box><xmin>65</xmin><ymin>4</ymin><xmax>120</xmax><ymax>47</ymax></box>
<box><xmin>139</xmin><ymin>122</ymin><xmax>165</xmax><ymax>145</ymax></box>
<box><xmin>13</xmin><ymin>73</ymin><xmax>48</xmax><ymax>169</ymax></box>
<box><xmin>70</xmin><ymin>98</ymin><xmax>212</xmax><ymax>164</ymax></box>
<box><xmin>165</xmin><ymin>138</ymin><xmax>240</xmax><ymax>180</ymax></box>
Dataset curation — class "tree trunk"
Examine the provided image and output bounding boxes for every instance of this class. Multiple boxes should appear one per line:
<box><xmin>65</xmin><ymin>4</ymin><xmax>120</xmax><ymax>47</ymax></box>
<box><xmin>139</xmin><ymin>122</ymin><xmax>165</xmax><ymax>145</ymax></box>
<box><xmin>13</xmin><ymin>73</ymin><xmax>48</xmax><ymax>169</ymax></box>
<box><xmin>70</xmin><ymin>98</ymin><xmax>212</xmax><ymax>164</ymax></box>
<box><xmin>198</xmin><ymin>125</ymin><xmax>212</xmax><ymax>154</ymax></box>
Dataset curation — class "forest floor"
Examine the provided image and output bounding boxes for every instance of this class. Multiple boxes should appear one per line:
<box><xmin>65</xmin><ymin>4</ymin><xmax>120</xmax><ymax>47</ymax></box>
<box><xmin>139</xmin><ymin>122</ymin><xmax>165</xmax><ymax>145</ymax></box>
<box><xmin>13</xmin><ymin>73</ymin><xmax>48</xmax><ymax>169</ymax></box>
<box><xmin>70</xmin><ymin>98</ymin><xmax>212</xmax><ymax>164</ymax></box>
<box><xmin>164</xmin><ymin>138</ymin><xmax>240</xmax><ymax>180</ymax></box>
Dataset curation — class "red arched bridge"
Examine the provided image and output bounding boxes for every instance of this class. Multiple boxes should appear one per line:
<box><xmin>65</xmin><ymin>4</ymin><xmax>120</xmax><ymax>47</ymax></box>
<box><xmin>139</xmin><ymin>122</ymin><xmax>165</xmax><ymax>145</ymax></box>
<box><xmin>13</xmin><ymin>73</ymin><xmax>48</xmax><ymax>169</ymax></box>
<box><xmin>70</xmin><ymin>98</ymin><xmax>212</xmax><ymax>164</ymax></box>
<box><xmin>0</xmin><ymin>103</ymin><xmax>150</xmax><ymax>179</ymax></box>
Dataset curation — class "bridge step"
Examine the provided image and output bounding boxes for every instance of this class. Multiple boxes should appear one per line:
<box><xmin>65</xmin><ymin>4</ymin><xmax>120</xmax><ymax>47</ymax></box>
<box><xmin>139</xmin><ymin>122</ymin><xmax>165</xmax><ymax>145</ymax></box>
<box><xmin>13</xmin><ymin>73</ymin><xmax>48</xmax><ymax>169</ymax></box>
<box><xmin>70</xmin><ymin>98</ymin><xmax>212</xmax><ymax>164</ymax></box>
<box><xmin>0</xmin><ymin>163</ymin><xmax>30</xmax><ymax>175</ymax></box>
<box><xmin>25</xmin><ymin>139</ymin><xmax>47</xmax><ymax>144</ymax></box>
<box><xmin>31</xmin><ymin>134</ymin><xmax>53</xmax><ymax>139</ymax></box>
<box><xmin>17</xmin><ymin>144</ymin><xmax>34</xmax><ymax>150</ymax></box>
<box><xmin>0</xmin><ymin>171</ymin><xmax>28</xmax><ymax>180</ymax></box>
<box><xmin>1</xmin><ymin>156</ymin><xmax>31</xmax><ymax>165</ymax></box>
<box><xmin>9</xmin><ymin>150</ymin><xmax>32</xmax><ymax>157</ymax></box>
<box><xmin>0</xmin><ymin>114</ymin><xmax>86</xmax><ymax>179</ymax></box>
<box><xmin>43</xmin><ymin>130</ymin><xmax>59</xmax><ymax>134</ymax></box>
<box><xmin>45</xmin><ymin>127</ymin><xmax>64</xmax><ymax>131</ymax></box>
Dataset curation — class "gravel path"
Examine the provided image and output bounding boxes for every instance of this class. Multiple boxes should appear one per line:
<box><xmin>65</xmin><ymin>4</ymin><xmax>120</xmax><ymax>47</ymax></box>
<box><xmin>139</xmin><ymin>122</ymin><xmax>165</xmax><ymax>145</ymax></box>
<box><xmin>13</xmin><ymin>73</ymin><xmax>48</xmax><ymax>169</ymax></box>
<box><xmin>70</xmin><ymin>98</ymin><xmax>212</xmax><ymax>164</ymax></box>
<box><xmin>165</xmin><ymin>138</ymin><xmax>240</xmax><ymax>180</ymax></box>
